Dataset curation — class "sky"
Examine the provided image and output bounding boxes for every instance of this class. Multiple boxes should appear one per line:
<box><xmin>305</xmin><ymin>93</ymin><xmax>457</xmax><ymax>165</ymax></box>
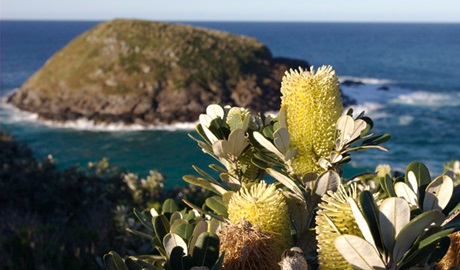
<box><xmin>1</xmin><ymin>0</ymin><xmax>460</xmax><ymax>23</ymax></box>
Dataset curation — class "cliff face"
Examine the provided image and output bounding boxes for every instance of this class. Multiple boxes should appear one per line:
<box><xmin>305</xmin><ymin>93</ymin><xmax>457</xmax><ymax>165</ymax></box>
<box><xmin>8</xmin><ymin>19</ymin><xmax>309</xmax><ymax>125</ymax></box>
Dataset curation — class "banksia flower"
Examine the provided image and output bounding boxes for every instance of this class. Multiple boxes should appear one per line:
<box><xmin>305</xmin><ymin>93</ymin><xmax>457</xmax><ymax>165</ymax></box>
<box><xmin>227</xmin><ymin>181</ymin><xmax>292</xmax><ymax>256</ymax></box>
<box><xmin>226</xmin><ymin>106</ymin><xmax>258</xmax><ymax>131</ymax></box>
<box><xmin>316</xmin><ymin>184</ymin><xmax>362</xmax><ymax>270</ymax></box>
<box><xmin>219</xmin><ymin>220</ymin><xmax>278</xmax><ymax>270</ymax></box>
<box><xmin>281</xmin><ymin>65</ymin><xmax>343</xmax><ymax>175</ymax></box>
<box><xmin>278</xmin><ymin>247</ymin><xmax>309</xmax><ymax>270</ymax></box>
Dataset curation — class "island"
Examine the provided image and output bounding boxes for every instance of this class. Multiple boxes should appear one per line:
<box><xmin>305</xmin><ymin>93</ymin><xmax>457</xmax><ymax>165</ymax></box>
<box><xmin>8</xmin><ymin>19</ymin><xmax>311</xmax><ymax>125</ymax></box>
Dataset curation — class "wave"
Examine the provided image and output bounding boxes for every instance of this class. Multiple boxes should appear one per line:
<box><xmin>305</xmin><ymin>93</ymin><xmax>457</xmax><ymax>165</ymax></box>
<box><xmin>1</xmin><ymin>101</ymin><xmax>197</xmax><ymax>132</ymax></box>
<box><xmin>390</xmin><ymin>91</ymin><xmax>460</xmax><ymax>107</ymax></box>
<box><xmin>339</xmin><ymin>76</ymin><xmax>394</xmax><ymax>85</ymax></box>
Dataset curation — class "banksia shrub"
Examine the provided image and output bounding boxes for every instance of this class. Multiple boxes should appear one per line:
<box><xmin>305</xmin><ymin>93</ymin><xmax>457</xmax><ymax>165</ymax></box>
<box><xmin>227</xmin><ymin>181</ymin><xmax>291</xmax><ymax>256</ymax></box>
<box><xmin>280</xmin><ymin>65</ymin><xmax>343</xmax><ymax>175</ymax></box>
<box><xmin>316</xmin><ymin>184</ymin><xmax>362</xmax><ymax>270</ymax></box>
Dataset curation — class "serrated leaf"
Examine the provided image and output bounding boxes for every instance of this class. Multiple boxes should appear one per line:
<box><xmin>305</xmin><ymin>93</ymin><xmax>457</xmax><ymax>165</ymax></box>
<box><xmin>192</xmin><ymin>232</ymin><xmax>220</xmax><ymax>268</ymax></box>
<box><xmin>423</xmin><ymin>175</ymin><xmax>454</xmax><ymax>211</ymax></box>
<box><xmin>273</xmin><ymin>127</ymin><xmax>290</xmax><ymax>154</ymax></box>
<box><xmin>406</xmin><ymin>162</ymin><xmax>431</xmax><ymax>188</ymax></box>
<box><xmin>395</xmin><ymin>182</ymin><xmax>419</xmax><ymax>207</ymax></box>
<box><xmin>164</xmin><ymin>232</ymin><xmax>188</xmax><ymax>257</ymax></box>
<box><xmin>205</xmin><ymin>196</ymin><xmax>228</xmax><ymax>216</ymax></box>
<box><xmin>253</xmin><ymin>131</ymin><xmax>284</xmax><ymax>160</ymax></box>
<box><xmin>104</xmin><ymin>251</ymin><xmax>128</xmax><ymax>270</ymax></box>
<box><xmin>349</xmin><ymin>198</ymin><xmax>377</xmax><ymax>250</ymax></box>
<box><xmin>393</xmin><ymin>210</ymin><xmax>445</xmax><ymax>263</ymax></box>
<box><xmin>334</xmin><ymin>235</ymin><xmax>386</xmax><ymax>270</ymax></box>
<box><xmin>379</xmin><ymin>197</ymin><xmax>410</xmax><ymax>253</ymax></box>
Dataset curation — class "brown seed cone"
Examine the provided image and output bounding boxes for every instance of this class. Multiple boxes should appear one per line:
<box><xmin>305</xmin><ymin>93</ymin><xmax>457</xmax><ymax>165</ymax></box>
<box><xmin>218</xmin><ymin>220</ymin><xmax>280</xmax><ymax>270</ymax></box>
<box><xmin>437</xmin><ymin>231</ymin><xmax>460</xmax><ymax>270</ymax></box>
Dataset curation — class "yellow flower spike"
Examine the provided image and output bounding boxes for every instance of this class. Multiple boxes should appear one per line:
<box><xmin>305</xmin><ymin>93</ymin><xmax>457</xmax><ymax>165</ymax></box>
<box><xmin>315</xmin><ymin>184</ymin><xmax>363</xmax><ymax>270</ymax></box>
<box><xmin>227</xmin><ymin>181</ymin><xmax>292</xmax><ymax>256</ymax></box>
<box><xmin>281</xmin><ymin>65</ymin><xmax>343</xmax><ymax>175</ymax></box>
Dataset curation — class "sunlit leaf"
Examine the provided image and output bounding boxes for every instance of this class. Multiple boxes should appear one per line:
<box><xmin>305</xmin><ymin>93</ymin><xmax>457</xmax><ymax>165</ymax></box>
<box><xmin>348</xmin><ymin>198</ymin><xmax>377</xmax><ymax>250</ymax></box>
<box><xmin>335</xmin><ymin>235</ymin><xmax>386</xmax><ymax>270</ymax></box>
<box><xmin>423</xmin><ymin>175</ymin><xmax>453</xmax><ymax>211</ymax></box>
<box><xmin>395</xmin><ymin>182</ymin><xmax>418</xmax><ymax>207</ymax></box>
<box><xmin>273</xmin><ymin>127</ymin><xmax>290</xmax><ymax>154</ymax></box>
<box><xmin>393</xmin><ymin>210</ymin><xmax>445</xmax><ymax>263</ymax></box>
<box><xmin>164</xmin><ymin>232</ymin><xmax>188</xmax><ymax>257</ymax></box>
<box><xmin>253</xmin><ymin>131</ymin><xmax>284</xmax><ymax>160</ymax></box>
<box><xmin>379</xmin><ymin>197</ymin><xmax>410</xmax><ymax>252</ymax></box>
<box><xmin>206</xmin><ymin>104</ymin><xmax>224</xmax><ymax>119</ymax></box>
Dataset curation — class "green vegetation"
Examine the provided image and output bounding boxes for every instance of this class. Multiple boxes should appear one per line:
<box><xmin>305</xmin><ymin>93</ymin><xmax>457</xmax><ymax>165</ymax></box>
<box><xmin>0</xmin><ymin>131</ymin><xmax>209</xmax><ymax>269</ymax></box>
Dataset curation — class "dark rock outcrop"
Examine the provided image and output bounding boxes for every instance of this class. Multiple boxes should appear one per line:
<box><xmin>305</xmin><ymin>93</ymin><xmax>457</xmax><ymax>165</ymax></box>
<box><xmin>8</xmin><ymin>19</ymin><xmax>311</xmax><ymax>125</ymax></box>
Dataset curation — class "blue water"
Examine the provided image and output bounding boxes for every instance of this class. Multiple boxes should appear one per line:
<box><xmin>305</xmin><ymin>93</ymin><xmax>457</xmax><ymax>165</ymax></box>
<box><xmin>1</xmin><ymin>21</ymin><xmax>460</xmax><ymax>187</ymax></box>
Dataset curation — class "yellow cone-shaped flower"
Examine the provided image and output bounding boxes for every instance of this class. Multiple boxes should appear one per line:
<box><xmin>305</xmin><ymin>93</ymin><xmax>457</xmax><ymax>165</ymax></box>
<box><xmin>227</xmin><ymin>181</ymin><xmax>291</xmax><ymax>256</ymax></box>
<box><xmin>281</xmin><ymin>65</ymin><xmax>343</xmax><ymax>175</ymax></box>
<box><xmin>316</xmin><ymin>184</ymin><xmax>362</xmax><ymax>270</ymax></box>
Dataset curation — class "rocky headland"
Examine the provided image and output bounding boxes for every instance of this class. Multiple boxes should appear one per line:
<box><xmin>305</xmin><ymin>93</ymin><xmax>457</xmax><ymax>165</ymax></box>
<box><xmin>8</xmin><ymin>19</ymin><xmax>313</xmax><ymax>125</ymax></box>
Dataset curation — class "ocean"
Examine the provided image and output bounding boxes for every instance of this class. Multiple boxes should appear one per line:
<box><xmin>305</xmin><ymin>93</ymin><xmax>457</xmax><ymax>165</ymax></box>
<box><xmin>1</xmin><ymin>21</ymin><xmax>459</xmax><ymax>187</ymax></box>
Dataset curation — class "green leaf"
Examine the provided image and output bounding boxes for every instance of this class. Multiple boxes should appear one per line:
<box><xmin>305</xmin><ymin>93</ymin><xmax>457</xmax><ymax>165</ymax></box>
<box><xmin>192</xmin><ymin>232</ymin><xmax>220</xmax><ymax>268</ymax></box>
<box><xmin>336</xmin><ymin>115</ymin><xmax>355</xmax><ymax>150</ymax></box>
<box><xmin>349</xmin><ymin>119</ymin><xmax>368</xmax><ymax>142</ymax></box>
<box><xmin>313</xmin><ymin>170</ymin><xmax>340</xmax><ymax>197</ymax></box>
<box><xmin>394</xmin><ymin>182</ymin><xmax>418</xmax><ymax>207</ymax></box>
<box><xmin>423</xmin><ymin>175</ymin><xmax>454</xmax><ymax>211</ymax></box>
<box><xmin>278</xmin><ymin>106</ymin><xmax>287</xmax><ymax>129</ymax></box>
<box><xmin>417</xmin><ymin>227</ymin><xmax>455</xmax><ymax>250</ymax></box>
<box><xmin>253</xmin><ymin>131</ymin><xmax>284</xmax><ymax>160</ymax></box>
<box><xmin>405</xmin><ymin>162</ymin><xmax>431</xmax><ymax>189</ymax></box>
<box><xmin>104</xmin><ymin>251</ymin><xmax>128</xmax><ymax>270</ymax></box>
<box><xmin>162</xmin><ymin>199</ymin><xmax>178</xmax><ymax>214</ymax></box>
<box><xmin>170</xmin><ymin>212</ymin><xmax>183</xmax><ymax>225</ymax></box>
<box><xmin>334</xmin><ymin>235</ymin><xmax>386</xmax><ymax>270</ymax></box>
<box><xmin>348</xmin><ymin>198</ymin><xmax>377</xmax><ymax>250</ymax></box>
<box><xmin>359</xmin><ymin>191</ymin><xmax>384</xmax><ymax>253</ymax></box>
<box><xmin>267</xmin><ymin>168</ymin><xmax>303</xmax><ymax>198</ymax></box>
<box><xmin>381</xmin><ymin>175</ymin><xmax>397</xmax><ymax>197</ymax></box>
<box><xmin>134</xmin><ymin>208</ymin><xmax>155</xmax><ymax>232</ymax></box>
<box><xmin>211</xmin><ymin>251</ymin><xmax>225</xmax><ymax>270</ymax></box>
<box><xmin>362</xmin><ymin>134</ymin><xmax>391</xmax><ymax>146</ymax></box>
<box><xmin>172</xmin><ymin>221</ymin><xmax>195</xmax><ymax>241</ymax></box>
<box><xmin>153</xmin><ymin>214</ymin><xmax>171</xmax><ymax>243</ymax></box>
<box><xmin>189</xmin><ymin>220</ymin><xmax>209</xmax><ymax>255</ymax></box>
<box><xmin>227</xmin><ymin>129</ymin><xmax>249</xmax><ymax>157</ymax></box>
<box><xmin>164</xmin><ymin>232</ymin><xmax>188</xmax><ymax>257</ymax></box>
<box><xmin>193</xmin><ymin>165</ymin><xmax>221</xmax><ymax>185</ymax></box>
<box><xmin>182</xmin><ymin>175</ymin><xmax>226</xmax><ymax>195</ymax></box>
<box><xmin>273</xmin><ymin>127</ymin><xmax>290</xmax><ymax>154</ymax></box>
<box><xmin>379</xmin><ymin>197</ymin><xmax>410</xmax><ymax>253</ymax></box>
<box><xmin>170</xmin><ymin>246</ymin><xmax>193</xmax><ymax>270</ymax></box>
<box><xmin>392</xmin><ymin>210</ymin><xmax>445</xmax><ymax>263</ymax></box>
<box><xmin>205</xmin><ymin>196</ymin><xmax>228</xmax><ymax>216</ymax></box>
<box><xmin>126</xmin><ymin>228</ymin><xmax>154</xmax><ymax>241</ymax></box>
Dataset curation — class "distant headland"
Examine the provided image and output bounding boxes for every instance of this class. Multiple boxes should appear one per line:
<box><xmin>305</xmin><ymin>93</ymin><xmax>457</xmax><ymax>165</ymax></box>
<box><xmin>7</xmin><ymin>19</ymin><xmax>312</xmax><ymax>125</ymax></box>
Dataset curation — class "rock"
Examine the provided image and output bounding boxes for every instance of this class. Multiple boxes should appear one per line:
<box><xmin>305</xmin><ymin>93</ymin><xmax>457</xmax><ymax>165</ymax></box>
<box><xmin>378</xmin><ymin>85</ymin><xmax>389</xmax><ymax>91</ymax></box>
<box><xmin>8</xmin><ymin>19</ymin><xmax>349</xmax><ymax>125</ymax></box>
<box><xmin>340</xmin><ymin>80</ymin><xmax>364</xmax><ymax>87</ymax></box>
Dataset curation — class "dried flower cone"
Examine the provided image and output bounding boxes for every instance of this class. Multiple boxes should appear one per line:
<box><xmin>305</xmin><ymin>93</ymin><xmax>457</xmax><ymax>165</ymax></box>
<box><xmin>218</xmin><ymin>220</ymin><xmax>279</xmax><ymax>270</ymax></box>
<box><xmin>437</xmin><ymin>231</ymin><xmax>460</xmax><ymax>270</ymax></box>
<box><xmin>316</xmin><ymin>185</ymin><xmax>362</xmax><ymax>270</ymax></box>
<box><xmin>281</xmin><ymin>65</ymin><xmax>343</xmax><ymax>175</ymax></box>
<box><xmin>227</xmin><ymin>181</ymin><xmax>292</xmax><ymax>256</ymax></box>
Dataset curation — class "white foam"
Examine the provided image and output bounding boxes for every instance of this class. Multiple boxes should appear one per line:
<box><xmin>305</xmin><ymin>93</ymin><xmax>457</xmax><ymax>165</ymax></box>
<box><xmin>339</xmin><ymin>76</ymin><xmax>394</xmax><ymax>85</ymax></box>
<box><xmin>1</xmin><ymin>100</ymin><xmax>197</xmax><ymax>132</ymax></box>
<box><xmin>390</xmin><ymin>91</ymin><xmax>460</xmax><ymax>107</ymax></box>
